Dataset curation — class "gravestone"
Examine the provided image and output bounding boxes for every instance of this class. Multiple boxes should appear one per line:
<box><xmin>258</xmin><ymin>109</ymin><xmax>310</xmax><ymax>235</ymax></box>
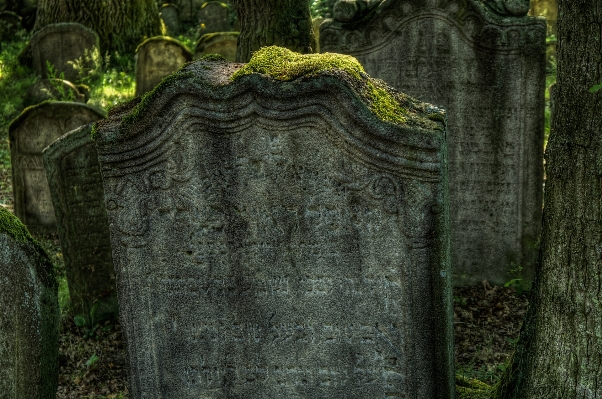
<box><xmin>194</xmin><ymin>32</ymin><xmax>238</xmax><ymax>61</ymax></box>
<box><xmin>93</xmin><ymin>53</ymin><xmax>454</xmax><ymax>398</ymax></box>
<box><xmin>30</xmin><ymin>22</ymin><xmax>99</xmax><ymax>83</ymax></box>
<box><xmin>9</xmin><ymin>101</ymin><xmax>105</xmax><ymax>234</ymax></box>
<box><xmin>0</xmin><ymin>207</ymin><xmax>59</xmax><ymax>399</ymax></box>
<box><xmin>43</xmin><ymin>124</ymin><xmax>117</xmax><ymax>326</ymax></box>
<box><xmin>321</xmin><ymin>0</ymin><xmax>546</xmax><ymax>287</ymax></box>
<box><xmin>23</xmin><ymin>78</ymin><xmax>86</xmax><ymax>107</ymax></box>
<box><xmin>135</xmin><ymin>36</ymin><xmax>193</xmax><ymax>97</ymax></box>
<box><xmin>177</xmin><ymin>0</ymin><xmax>206</xmax><ymax>24</ymax></box>
<box><xmin>197</xmin><ymin>1</ymin><xmax>231</xmax><ymax>35</ymax></box>
<box><xmin>160</xmin><ymin>4</ymin><xmax>181</xmax><ymax>36</ymax></box>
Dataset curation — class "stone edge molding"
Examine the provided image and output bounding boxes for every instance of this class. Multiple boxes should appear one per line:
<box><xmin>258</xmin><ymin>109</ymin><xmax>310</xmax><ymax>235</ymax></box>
<box><xmin>93</xmin><ymin>59</ymin><xmax>455</xmax><ymax>398</ymax></box>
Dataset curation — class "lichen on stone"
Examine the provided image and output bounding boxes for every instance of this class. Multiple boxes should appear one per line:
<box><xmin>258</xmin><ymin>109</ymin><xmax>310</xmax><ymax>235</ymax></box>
<box><xmin>0</xmin><ymin>207</ymin><xmax>37</xmax><ymax>245</ymax></box>
<box><xmin>456</xmin><ymin>374</ymin><xmax>493</xmax><ymax>399</ymax></box>
<box><xmin>231</xmin><ymin>46</ymin><xmax>409</xmax><ymax>125</ymax></box>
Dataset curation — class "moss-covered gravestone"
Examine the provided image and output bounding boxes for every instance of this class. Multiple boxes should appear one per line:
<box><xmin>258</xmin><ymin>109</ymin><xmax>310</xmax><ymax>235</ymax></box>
<box><xmin>30</xmin><ymin>23</ymin><xmax>99</xmax><ymax>83</ymax></box>
<box><xmin>194</xmin><ymin>32</ymin><xmax>238</xmax><ymax>61</ymax></box>
<box><xmin>135</xmin><ymin>36</ymin><xmax>193</xmax><ymax>97</ymax></box>
<box><xmin>93</xmin><ymin>47</ymin><xmax>454</xmax><ymax>398</ymax></box>
<box><xmin>0</xmin><ymin>207</ymin><xmax>59</xmax><ymax>399</ymax></box>
<box><xmin>43</xmin><ymin>124</ymin><xmax>117</xmax><ymax>326</ymax></box>
<box><xmin>160</xmin><ymin>4</ymin><xmax>181</xmax><ymax>36</ymax></box>
<box><xmin>197</xmin><ymin>1</ymin><xmax>232</xmax><ymax>35</ymax></box>
<box><xmin>9</xmin><ymin>101</ymin><xmax>105</xmax><ymax>234</ymax></box>
<box><xmin>321</xmin><ymin>0</ymin><xmax>546</xmax><ymax>287</ymax></box>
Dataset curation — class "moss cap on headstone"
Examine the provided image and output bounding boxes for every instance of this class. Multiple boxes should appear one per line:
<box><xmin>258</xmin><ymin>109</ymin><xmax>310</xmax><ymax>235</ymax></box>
<box><xmin>0</xmin><ymin>207</ymin><xmax>55</xmax><ymax>287</ymax></box>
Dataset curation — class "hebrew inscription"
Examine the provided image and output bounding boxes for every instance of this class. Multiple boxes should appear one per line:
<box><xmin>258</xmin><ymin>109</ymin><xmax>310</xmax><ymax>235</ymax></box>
<box><xmin>321</xmin><ymin>0</ymin><xmax>546</xmax><ymax>286</ymax></box>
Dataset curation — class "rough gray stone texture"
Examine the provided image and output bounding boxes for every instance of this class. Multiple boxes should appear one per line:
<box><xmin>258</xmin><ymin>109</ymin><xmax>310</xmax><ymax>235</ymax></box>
<box><xmin>0</xmin><ymin>208</ymin><xmax>59</xmax><ymax>399</ymax></box>
<box><xmin>30</xmin><ymin>23</ymin><xmax>99</xmax><ymax>83</ymax></box>
<box><xmin>23</xmin><ymin>78</ymin><xmax>86</xmax><ymax>107</ymax></box>
<box><xmin>194</xmin><ymin>32</ymin><xmax>238</xmax><ymax>61</ymax></box>
<box><xmin>135</xmin><ymin>36</ymin><xmax>193</xmax><ymax>97</ymax></box>
<box><xmin>321</xmin><ymin>0</ymin><xmax>546</xmax><ymax>287</ymax></box>
<box><xmin>197</xmin><ymin>1</ymin><xmax>231</xmax><ymax>34</ymax></box>
<box><xmin>9</xmin><ymin>101</ymin><xmax>105</xmax><ymax>234</ymax></box>
<box><xmin>93</xmin><ymin>59</ymin><xmax>454</xmax><ymax>399</ymax></box>
<box><xmin>43</xmin><ymin>124</ymin><xmax>117</xmax><ymax>326</ymax></box>
<box><xmin>160</xmin><ymin>4</ymin><xmax>181</xmax><ymax>36</ymax></box>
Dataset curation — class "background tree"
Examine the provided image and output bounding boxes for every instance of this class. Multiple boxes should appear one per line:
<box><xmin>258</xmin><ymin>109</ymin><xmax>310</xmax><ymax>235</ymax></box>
<box><xmin>34</xmin><ymin>0</ymin><xmax>161</xmax><ymax>54</ymax></box>
<box><xmin>494</xmin><ymin>1</ymin><xmax>602</xmax><ymax>397</ymax></box>
<box><xmin>232</xmin><ymin>0</ymin><xmax>315</xmax><ymax>62</ymax></box>
<box><xmin>311</xmin><ymin>0</ymin><xmax>337</xmax><ymax>18</ymax></box>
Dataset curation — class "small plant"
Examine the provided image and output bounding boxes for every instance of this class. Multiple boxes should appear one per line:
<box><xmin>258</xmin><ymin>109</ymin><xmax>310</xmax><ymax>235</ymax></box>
<box><xmin>45</xmin><ymin>61</ymin><xmax>76</xmax><ymax>102</ymax></box>
<box><xmin>85</xmin><ymin>353</ymin><xmax>99</xmax><ymax>368</ymax></box>
<box><xmin>454</xmin><ymin>295</ymin><xmax>467</xmax><ymax>307</ymax></box>
<box><xmin>504</xmin><ymin>263</ymin><xmax>527</xmax><ymax>295</ymax></box>
<box><xmin>74</xmin><ymin>302</ymin><xmax>101</xmax><ymax>338</ymax></box>
<box><xmin>590</xmin><ymin>82</ymin><xmax>602</xmax><ymax>93</ymax></box>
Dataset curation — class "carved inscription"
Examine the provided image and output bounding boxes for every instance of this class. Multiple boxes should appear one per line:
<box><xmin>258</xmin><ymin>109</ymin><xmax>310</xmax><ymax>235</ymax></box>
<box><xmin>103</xmin><ymin>121</ymin><xmax>434</xmax><ymax>398</ymax></box>
<box><xmin>324</xmin><ymin>9</ymin><xmax>544</xmax><ymax>285</ymax></box>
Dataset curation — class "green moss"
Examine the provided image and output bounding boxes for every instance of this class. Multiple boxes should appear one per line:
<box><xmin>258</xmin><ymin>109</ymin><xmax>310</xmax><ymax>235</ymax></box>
<box><xmin>456</xmin><ymin>374</ymin><xmax>493</xmax><ymax>399</ymax></box>
<box><xmin>200</xmin><ymin>53</ymin><xmax>227</xmax><ymax>62</ymax></box>
<box><xmin>0</xmin><ymin>207</ymin><xmax>36</xmax><ymax>245</ymax></box>
<box><xmin>231</xmin><ymin>46</ymin><xmax>407</xmax><ymax>124</ymax></box>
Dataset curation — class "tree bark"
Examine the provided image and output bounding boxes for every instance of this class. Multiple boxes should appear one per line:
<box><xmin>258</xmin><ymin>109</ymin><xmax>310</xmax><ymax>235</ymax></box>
<box><xmin>494</xmin><ymin>1</ymin><xmax>602</xmax><ymax>398</ymax></box>
<box><xmin>34</xmin><ymin>0</ymin><xmax>161</xmax><ymax>54</ymax></box>
<box><xmin>232</xmin><ymin>0</ymin><xmax>315</xmax><ymax>63</ymax></box>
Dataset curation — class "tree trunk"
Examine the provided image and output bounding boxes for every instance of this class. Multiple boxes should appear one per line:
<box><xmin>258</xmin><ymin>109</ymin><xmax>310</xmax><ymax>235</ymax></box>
<box><xmin>494</xmin><ymin>1</ymin><xmax>602</xmax><ymax>398</ymax></box>
<box><xmin>34</xmin><ymin>0</ymin><xmax>161</xmax><ymax>54</ymax></box>
<box><xmin>232</xmin><ymin>0</ymin><xmax>315</xmax><ymax>62</ymax></box>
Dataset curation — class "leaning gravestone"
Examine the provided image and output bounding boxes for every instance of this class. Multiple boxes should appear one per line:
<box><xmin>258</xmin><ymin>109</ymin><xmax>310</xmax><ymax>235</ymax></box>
<box><xmin>9</xmin><ymin>101</ymin><xmax>105</xmax><ymax>234</ymax></box>
<box><xmin>135</xmin><ymin>36</ymin><xmax>193</xmax><ymax>97</ymax></box>
<box><xmin>93</xmin><ymin>48</ymin><xmax>455</xmax><ymax>398</ymax></box>
<box><xmin>0</xmin><ymin>207</ymin><xmax>59</xmax><ymax>399</ymax></box>
<box><xmin>43</xmin><ymin>124</ymin><xmax>117</xmax><ymax>326</ymax></box>
<box><xmin>197</xmin><ymin>1</ymin><xmax>231</xmax><ymax>34</ymax></box>
<box><xmin>160</xmin><ymin>4</ymin><xmax>181</xmax><ymax>36</ymax></box>
<box><xmin>30</xmin><ymin>22</ymin><xmax>99</xmax><ymax>83</ymax></box>
<box><xmin>321</xmin><ymin>0</ymin><xmax>546</xmax><ymax>287</ymax></box>
<box><xmin>194</xmin><ymin>32</ymin><xmax>238</xmax><ymax>61</ymax></box>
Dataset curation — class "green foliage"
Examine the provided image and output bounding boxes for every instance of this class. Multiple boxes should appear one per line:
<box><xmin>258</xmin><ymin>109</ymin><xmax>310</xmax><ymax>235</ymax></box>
<box><xmin>311</xmin><ymin>0</ymin><xmax>337</xmax><ymax>18</ymax></box>
<box><xmin>454</xmin><ymin>295</ymin><xmax>467</xmax><ymax>307</ymax></box>
<box><xmin>232</xmin><ymin>46</ymin><xmax>408</xmax><ymax>124</ymax></box>
<box><xmin>74</xmin><ymin>302</ymin><xmax>102</xmax><ymax>337</ymax></box>
<box><xmin>200</xmin><ymin>53</ymin><xmax>227</xmax><ymax>62</ymax></box>
<box><xmin>503</xmin><ymin>263</ymin><xmax>528</xmax><ymax>295</ymax></box>
<box><xmin>456</xmin><ymin>374</ymin><xmax>493</xmax><ymax>399</ymax></box>
<box><xmin>590</xmin><ymin>83</ymin><xmax>602</xmax><ymax>93</ymax></box>
<box><xmin>45</xmin><ymin>61</ymin><xmax>76</xmax><ymax>102</ymax></box>
<box><xmin>85</xmin><ymin>353</ymin><xmax>100</xmax><ymax>368</ymax></box>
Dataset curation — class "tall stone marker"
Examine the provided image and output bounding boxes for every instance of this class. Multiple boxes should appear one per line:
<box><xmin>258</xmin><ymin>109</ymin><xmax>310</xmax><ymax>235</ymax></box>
<box><xmin>9</xmin><ymin>101</ymin><xmax>105</xmax><ymax>234</ymax></box>
<box><xmin>135</xmin><ymin>36</ymin><xmax>193</xmax><ymax>97</ymax></box>
<box><xmin>31</xmin><ymin>23</ymin><xmax>99</xmax><ymax>83</ymax></box>
<box><xmin>43</xmin><ymin>124</ymin><xmax>117</xmax><ymax>326</ymax></box>
<box><xmin>197</xmin><ymin>1</ymin><xmax>232</xmax><ymax>35</ymax></box>
<box><xmin>194</xmin><ymin>32</ymin><xmax>238</xmax><ymax>61</ymax></box>
<box><xmin>321</xmin><ymin>0</ymin><xmax>546</xmax><ymax>287</ymax></box>
<box><xmin>0</xmin><ymin>207</ymin><xmax>59</xmax><ymax>399</ymax></box>
<box><xmin>93</xmin><ymin>49</ymin><xmax>455</xmax><ymax>398</ymax></box>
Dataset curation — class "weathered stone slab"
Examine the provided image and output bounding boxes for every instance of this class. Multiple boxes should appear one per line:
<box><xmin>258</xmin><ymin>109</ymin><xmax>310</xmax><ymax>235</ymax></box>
<box><xmin>31</xmin><ymin>22</ymin><xmax>99</xmax><ymax>83</ymax></box>
<box><xmin>197</xmin><ymin>1</ymin><xmax>231</xmax><ymax>35</ymax></box>
<box><xmin>135</xmin><ymin>36</ymin><xmax>193</xmax><ymax>97</ymax></box>
<box><xmin>321</xmin><ymin>0</ymin><xmax>546</xmax><ymax>287</ymax></box>
<box><xmin>194</xmin><ymin>32</ymin><xmax>238</xmax><ymax>61</ymax></box>
<box><xmin>93</xmin><ymin>53</ymin><xmax>454</xmax><ymax>398</ymax></box>
<box><xmin>0</xmin><ymin>207</ymin><xmax>59</xmax><ymax>399</ymax></box>
<box><xmin>177</xmin><ymin>0</ymin><xmax>206</xmax><ymax>24</ymax></box>
<box><xmin>9</xmin><ymin>101</ymin><xmax>105</xmax><ymax>234</ymax></box>
<box><xmin>43</xmin><ymin>124</ymin><xmax>117</xmax><ymax>326</ymax></box>
<box><xmin>160</xmin><ymin>4</ymin><xmax>181</xmax><ymax>36</ymax></box>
